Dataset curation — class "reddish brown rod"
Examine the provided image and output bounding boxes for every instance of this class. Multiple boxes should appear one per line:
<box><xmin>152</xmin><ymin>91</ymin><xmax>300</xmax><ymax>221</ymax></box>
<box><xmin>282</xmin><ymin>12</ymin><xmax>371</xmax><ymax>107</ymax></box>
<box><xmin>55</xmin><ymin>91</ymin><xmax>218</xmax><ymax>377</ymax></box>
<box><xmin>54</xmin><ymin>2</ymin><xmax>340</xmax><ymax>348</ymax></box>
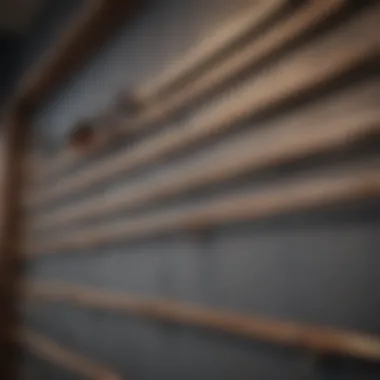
<box><xmin>30</xmin><ymin>0</ymin><xmax>287</xmax><ymax>182</ymax></box>
<box><xmin>29</xmin><ymin>281</ymin><xmax>380</xmax><ymax>362</ymax></box>
<box><xmin>29</xmin><ymin>0</ymin><xmax>348</xmax><ymax>199</ymax></box>
<box><xmin>18</xmin><ymin>328</ymin><xmax>122</xmax><ymax>380</ymax></box>
<box><xmin>21</xmin><ymin>0</ymin><xmax>138</xmax><ymax>183</ymax></box>
<box><xmin>31</xmin><ymin>81</ymin><xmax>380</xmax><ymax>232</ymax></box>
<box><xmin>27</xmin><ymin>163</ymin><xmax>380</xmax><ymax>255</ymax></box>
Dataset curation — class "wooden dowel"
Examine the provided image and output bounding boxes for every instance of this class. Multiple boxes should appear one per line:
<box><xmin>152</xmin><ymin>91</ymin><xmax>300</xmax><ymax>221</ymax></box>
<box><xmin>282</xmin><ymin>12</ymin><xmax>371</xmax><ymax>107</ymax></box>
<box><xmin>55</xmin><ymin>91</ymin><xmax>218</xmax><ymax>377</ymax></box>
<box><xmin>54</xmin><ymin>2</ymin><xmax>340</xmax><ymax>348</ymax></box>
<box><xmin>136</xmin><ymin>0</ymin><xmax>286</xmax><ymax>101</ymax></box>
<box><xmin>28</xmin><ymin>1</ymin><xmax>379</xmax><ymax>208</ymax></box>
<box><xmin>28</xmin><ymin>0</ymin><xmax>347</xmax><ymax>192</ymax></box>
<box><xmin>119</xmin><ymin>0</ymin><xmax>347</xmax><ymax>136</ymax></box>
<box><xmin>18</xmin><ymin>328</ymin><xmax>121</xmax><ymax>380</ymax></box>
<box><xmin>28</xmin><ymin>282</ymin><xmax>380</xmax><ymax>362</ymax></box>
<box><xmin>27</xmin><ymin>164</ymin><xmax>380</xmax><ymax>255</ymax></box>
<box><xmin>20</xmin><ymin>0</ymin><xmax>138</xmax><ymax>185</ymax></box>
<box><xmin>0</xmin><ymin>110</ymin><xmax>31</xmax><ymax>378</ymax></box>
<box><xmin>27</xmin><ymin>0</ymin><xmax>285</xmax><ymax>186</ymax></box>
<box><xmin>30</xmin><ymin>78</ymin><xmax>380</xmax><ymax>231</ymax></box>
<box><xmin>31</xmin><ymin>111</ymin><xmax>380</xmax><ymax>232</ymax></box>
<box><xmin>30</xmin><ymin>0</ymin><xmax>285</xmax><ymax>178</ymax></box>
<box><xmin>15</xmin><ymin>0</ymin><xmax>137</xmax><ymax>110</ymax></box>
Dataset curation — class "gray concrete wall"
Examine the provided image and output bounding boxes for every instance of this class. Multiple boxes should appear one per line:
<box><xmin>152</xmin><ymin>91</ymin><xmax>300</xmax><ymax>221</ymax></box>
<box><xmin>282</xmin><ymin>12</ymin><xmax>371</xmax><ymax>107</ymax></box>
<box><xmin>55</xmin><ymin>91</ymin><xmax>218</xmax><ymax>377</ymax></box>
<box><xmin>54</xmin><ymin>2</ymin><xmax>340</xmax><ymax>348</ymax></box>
<box><xmin>21</xmin><ymin>1</ymin><xmax>380</xmax><ymax>379</ymax></box>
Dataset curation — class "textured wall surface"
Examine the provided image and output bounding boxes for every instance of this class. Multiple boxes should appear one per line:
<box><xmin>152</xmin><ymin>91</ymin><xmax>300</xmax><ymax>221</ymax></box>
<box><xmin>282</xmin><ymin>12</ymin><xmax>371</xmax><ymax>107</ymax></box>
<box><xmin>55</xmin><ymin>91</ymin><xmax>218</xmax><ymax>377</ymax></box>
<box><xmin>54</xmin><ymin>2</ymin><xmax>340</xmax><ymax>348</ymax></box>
<box><xmin>19</xmin><ymin>1</ymin><xmax>380</xmax><ymax>379</ymax></box>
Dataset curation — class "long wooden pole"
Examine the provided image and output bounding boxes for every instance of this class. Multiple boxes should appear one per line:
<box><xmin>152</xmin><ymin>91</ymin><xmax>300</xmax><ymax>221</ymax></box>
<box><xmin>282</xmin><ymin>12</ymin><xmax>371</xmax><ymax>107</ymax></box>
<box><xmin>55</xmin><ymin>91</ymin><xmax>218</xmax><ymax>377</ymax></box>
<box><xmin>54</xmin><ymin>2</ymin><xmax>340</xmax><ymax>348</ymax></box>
<box><xmin>31</xmin><ymin>82</ymin><xmax>380</xmax><ymax>231</ymax></box>
<box><xmin>28</xmin><ymin>1</ymin><xmax>379</xmax><ymax>208</ymax></box>
<box><xmin>118</xmin><ymin>0</ymin><xmax>347</xmax><ymax>136</ymax></box>
<box><xmin>0</xmin><ymin>2</ymin><xmax>138</xmax><ymax>378</ymax></box>
<box><xmin>28</xmin><ymin>0</ymin><xmax>347</xmax><ymax>193</ymax></box>
<box><xmin>135</xmin><ymin>0</ymin><xmax>286</xmax><ymax>101</ymax></box>
<box><xmin>18</xmin><ymin>329</ymin><xmax>121</xmax><ymax>380</ymax></box>
<box><xmin>27</xmin><ymin>163</ymin><xmax>380</xmax><ymax>255</ymax></box>
<box><xmin>0</xmin><ymin>108</ymin><xmax>31</xmax><ymax>379</ymax></box>
<box><xmin>15</xmin><ymin>0</ymin><xmax>137</xmax><ymax>110</ymax></box>
<box><xmin>29</xmin><ymin>0</ymin><xmax>286</xmax><ymax>184</ymax></box>
<box><xmin>23</xmin><ymin>0</ymin><xmax>138</xmax><ymax>186</ymax></box>
<box><xmin>28</xmin><ymin>281</ymin><xmax>380</xmax><ymax>362</ymax></box>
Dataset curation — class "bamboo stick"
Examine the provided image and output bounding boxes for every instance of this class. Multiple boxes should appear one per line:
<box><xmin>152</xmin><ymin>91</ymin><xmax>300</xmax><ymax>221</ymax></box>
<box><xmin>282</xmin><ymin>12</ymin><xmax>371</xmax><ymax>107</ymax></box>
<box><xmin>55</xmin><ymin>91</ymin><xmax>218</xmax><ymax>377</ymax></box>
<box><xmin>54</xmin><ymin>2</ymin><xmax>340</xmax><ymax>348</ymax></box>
<box><xmin>18</xmin><ymin>328</ymin><xmax>121</xmax><ymax>380</ymax></box>
<box><xmin>28</xmin><ymin>0</ymin><xmax>347</xmax><ymax>196</ymax></box>
<box><xmin>28</xmin><ymin>282</ymin><xmax>380</xmax><ymax>362</ymax></box>
<box><xmin>27</xmin><ymin>163</ymin><xmax>380</xmax><ymax>255</ymax></box>
<box><xmin>29</xmin><ymin>1</ymin><xmax>379</xmax><ymax>209</ymax></box>
<box><xmin>31</xmin><ymin>81</ymin><xmax>380</xmax><ymax>232</ymax></box>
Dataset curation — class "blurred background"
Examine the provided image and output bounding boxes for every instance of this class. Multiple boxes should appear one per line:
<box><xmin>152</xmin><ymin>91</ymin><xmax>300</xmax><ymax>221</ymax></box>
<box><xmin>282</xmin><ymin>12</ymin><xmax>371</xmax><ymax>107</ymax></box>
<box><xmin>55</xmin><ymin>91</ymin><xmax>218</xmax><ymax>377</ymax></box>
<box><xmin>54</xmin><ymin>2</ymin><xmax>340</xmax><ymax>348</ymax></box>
<box><xmin>0</xmin><ymin>1</ymin><xmax>379</xmax><ymax>379</ymax></box>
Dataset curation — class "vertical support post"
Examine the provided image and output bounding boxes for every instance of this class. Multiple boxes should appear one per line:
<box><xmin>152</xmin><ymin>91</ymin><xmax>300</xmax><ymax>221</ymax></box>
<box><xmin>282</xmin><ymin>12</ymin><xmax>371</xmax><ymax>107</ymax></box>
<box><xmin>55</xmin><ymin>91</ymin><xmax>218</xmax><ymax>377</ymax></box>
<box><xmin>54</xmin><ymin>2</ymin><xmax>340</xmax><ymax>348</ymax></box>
<box><xmin>0</xmin><ymin>105</ymin><xmax>31</xmax><ymax>379</ymax></box>
<box><xmin>0</xmin><ymin>2</ymin><xmax>137</xmax><ymax>378</ymax></box>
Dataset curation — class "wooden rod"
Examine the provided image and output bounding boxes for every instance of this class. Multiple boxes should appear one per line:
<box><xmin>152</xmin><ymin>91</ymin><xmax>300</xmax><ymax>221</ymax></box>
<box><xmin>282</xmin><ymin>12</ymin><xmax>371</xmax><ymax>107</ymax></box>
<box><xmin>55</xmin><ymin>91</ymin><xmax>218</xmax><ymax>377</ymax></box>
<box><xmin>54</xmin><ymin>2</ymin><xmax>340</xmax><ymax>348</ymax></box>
<box><xmin>0</xmin><ymin>110</ymin><xmax>31</xmax><ymax>378</ymax></box>
<box><xmin>136</xmin><ymin>0</ymin><xmax>287</xmax><ymax>101</ymax></box>
<box><xmin>0</xmin><ymin>3</ymin><xmax>136</xmax><ymax>376</ymax></box>
<box><xmin>20</xmin><ymin>0</ymin><xmax>138</xmax><ymax>187</ymax></box>
<box><xmin>31</xmin><ymin>115</ymin><xmax>380</xmax><ymax>232</ymax></box>
<box><xmin>14</xmin><ymin>0</ymin><xmax>137</xmax><ymax>110</ymax></box>
<box><xmin>29</xmin><ymin>0</ymin><xmax>347</xmax><ymax>191</ymax></box>
<box><xmin>28</xmin><ymin>0</ymin><xmax>379</xmax><ymax>208</ymax></box>
<box><xmin>28</xmin><ymin>281</ymin><xmax>380</xmax><ymax>362</ymax></box>
<box><xmin>27</xmin><ymin>164</ymin><xmax>380</xmax><ymax>255</ymax></box>
<box><xmin>18</xmin><ymin>328</ymin><xmax>121</xmax><ymax>380</ymax></box>
<box><xmin>30</xmin><ymin>81</ymin><xmax>380</xmax><ymax>232</ymax></box>
<box><xmin>119</xmin><ymin>0</ymin><xmax>347</xmax><ymax>136</ymax></box>
<box><xmin>27</xmin><ymin>0</ymin><xmax>285</xmax><ymax>185</ymax></box>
